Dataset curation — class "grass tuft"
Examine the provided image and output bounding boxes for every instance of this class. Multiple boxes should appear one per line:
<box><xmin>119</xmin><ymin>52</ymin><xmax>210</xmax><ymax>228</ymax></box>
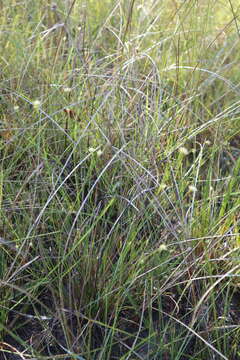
<box><xmin>0</xmin><ymin>0</ymin><xmax>240</xmax><ymax>359</ymax></box>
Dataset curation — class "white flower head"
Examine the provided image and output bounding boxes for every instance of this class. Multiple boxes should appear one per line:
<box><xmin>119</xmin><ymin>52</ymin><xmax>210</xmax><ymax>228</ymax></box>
<box><xmin>89</xmin><ymin>147</ymin><xmax>96</xmax><ymax>153</ymax></box>
<box><xmin>178</xmin><ymin>146</ymin><xmax>189</xmax><ymax>156</ymax></box>
<box><xmin>97</xmin><ymin>149</ymin><xmax>103</xmax><ymax>157</ymax></box>
<box><xmin>32</xmin><ymin>100</ymin><xmax>41</xmax><ymax>109</ymax></box>
<box><xmin>159</xmin><ymin>244</ymin><xmax>168</xmax><ymax>252</ymax></box>
<box><xmin>63</xmin><ymin>87</ymin><xmax>72</xmax><ymax>93</ymax></box>
<box><xmin>188</xmin><ymin>185</ymin><xmax>198</xmax><ymax>193</ymax></box>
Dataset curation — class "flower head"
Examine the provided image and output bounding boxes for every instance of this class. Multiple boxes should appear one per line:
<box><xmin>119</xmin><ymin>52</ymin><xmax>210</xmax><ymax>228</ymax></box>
<box><xmin>188</xmin><ymin>185</ymin><xmax>198</xmax><ymax>193</ymax></box>
<box><xmin>32</xmin><ymin>100</ymin><xmax>41</xmax><ymax>110</ymax></box>
<box><xmin>178</xmin><ymin>146</ymin><xmax>189</xmax><ymax>156</ymax></box>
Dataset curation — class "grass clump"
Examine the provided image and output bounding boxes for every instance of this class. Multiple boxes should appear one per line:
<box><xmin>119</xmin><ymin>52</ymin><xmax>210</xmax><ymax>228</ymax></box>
<box><xmin>0</xmin><ymin>0</ymin><xmax>240</xmax><ymax>359</ymax></box>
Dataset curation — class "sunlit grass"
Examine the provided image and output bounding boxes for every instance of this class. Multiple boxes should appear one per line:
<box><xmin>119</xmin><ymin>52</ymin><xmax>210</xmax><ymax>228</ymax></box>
<box><xmin>0</xmin><ymin>0</ymin><xmax>240</xmax><ymax>359</ymax></box>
